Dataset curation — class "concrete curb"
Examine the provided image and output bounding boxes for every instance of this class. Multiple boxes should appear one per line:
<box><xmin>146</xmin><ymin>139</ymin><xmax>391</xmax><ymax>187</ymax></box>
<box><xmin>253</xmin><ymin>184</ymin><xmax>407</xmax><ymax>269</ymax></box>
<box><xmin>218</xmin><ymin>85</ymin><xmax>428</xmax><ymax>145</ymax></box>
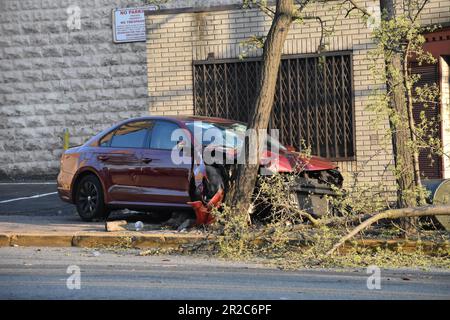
<box><xmin>341</xmin><ymin>239</ymin><xmax>449</xmax><ymax>254</ymax></box>
<box><xmin>0</xmin><ymin>234</ymin><xmax>10</xmax><ymax>247</ymax></box>
<box><xmin>0</xmin><ymin>232</ymin><xmax>209</xmax><ymax>249</ymax></box>
<box><xmin>0</xmin><ymin>232</ymin><xmax>448</xmax><ymax>254</ymax></box>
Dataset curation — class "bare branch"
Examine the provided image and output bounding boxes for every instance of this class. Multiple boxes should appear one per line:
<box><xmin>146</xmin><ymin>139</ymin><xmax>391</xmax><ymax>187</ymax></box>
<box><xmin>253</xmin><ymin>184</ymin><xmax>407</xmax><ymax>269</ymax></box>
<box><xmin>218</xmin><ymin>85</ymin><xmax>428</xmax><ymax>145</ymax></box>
<box><xmin>411</xmin><ymin>0</ymin><xmax>430</xmax><ymax>22</ymax></box>
<box><xmin>340</xmin><ymin>0</ymin><xmax>370</xmax><ymax>18</ymax></box>
<box><xmin>255</xmin><ymin>1</ymin><xmax>276</xmax><ymax>17</ymax></box>
<box><xmin>296</xmin><ymin>0</ymin><xmax>311</xmax><ymax>8</ymax></box>
<box><xmin>302</xmin><ymin>16</ymin><xmax>327</xmax><ymax>51</ymax></box>
<box><xmin>327</xmin><ymin>205</ymin><xmax>450</xmax><ymax>255</ymax></box>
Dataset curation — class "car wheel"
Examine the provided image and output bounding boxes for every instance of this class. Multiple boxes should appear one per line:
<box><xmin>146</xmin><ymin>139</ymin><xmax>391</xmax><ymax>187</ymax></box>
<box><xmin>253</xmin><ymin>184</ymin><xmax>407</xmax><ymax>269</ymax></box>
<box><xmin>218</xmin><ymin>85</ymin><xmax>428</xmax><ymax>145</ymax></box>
<box><xmin>75</xmin><ymin>175</ymin><xmax>109</xmax><ymax>221</ymax></box>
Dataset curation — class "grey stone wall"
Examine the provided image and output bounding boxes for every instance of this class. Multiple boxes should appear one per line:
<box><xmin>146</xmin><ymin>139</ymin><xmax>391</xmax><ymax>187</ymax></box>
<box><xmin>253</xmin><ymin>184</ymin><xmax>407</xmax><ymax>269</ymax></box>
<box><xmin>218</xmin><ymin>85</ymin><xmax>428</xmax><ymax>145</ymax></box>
<box><xmin>0</xmin><ymin>0</ymin><xmax>150</xmax><ymax>180</ymax></box>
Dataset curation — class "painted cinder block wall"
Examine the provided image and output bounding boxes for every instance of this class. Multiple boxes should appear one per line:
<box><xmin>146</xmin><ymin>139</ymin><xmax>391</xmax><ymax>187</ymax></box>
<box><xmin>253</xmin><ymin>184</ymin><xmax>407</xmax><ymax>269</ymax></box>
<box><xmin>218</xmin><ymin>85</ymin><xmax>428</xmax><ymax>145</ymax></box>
<box><xmin>145</xmin><ymin>0</ymin><xmax>450</xmax><ymax>192</ymax></box>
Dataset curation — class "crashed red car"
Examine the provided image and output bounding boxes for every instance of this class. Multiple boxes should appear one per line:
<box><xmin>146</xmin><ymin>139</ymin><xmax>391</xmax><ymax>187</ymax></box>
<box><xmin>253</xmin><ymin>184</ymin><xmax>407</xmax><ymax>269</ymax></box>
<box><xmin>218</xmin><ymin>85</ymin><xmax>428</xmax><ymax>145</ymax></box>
<box><xmin>57</xmin><ymin>116</ymin><xmax>343</xmax><ymax>223</ymax></box>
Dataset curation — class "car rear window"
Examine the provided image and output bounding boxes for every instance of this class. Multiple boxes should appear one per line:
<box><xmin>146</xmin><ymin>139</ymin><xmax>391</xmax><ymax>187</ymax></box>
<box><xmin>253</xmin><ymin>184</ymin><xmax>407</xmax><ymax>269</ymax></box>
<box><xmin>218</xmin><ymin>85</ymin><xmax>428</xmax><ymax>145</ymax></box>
<box><xmin>148</xmin><ymin>121</ymin><xmax>181</xmax><ymax>150</ymax></box>
<box><xmin>109</xmin><ymin>121</ymin><xmax>152</xmax><ymax>148</ymax></box>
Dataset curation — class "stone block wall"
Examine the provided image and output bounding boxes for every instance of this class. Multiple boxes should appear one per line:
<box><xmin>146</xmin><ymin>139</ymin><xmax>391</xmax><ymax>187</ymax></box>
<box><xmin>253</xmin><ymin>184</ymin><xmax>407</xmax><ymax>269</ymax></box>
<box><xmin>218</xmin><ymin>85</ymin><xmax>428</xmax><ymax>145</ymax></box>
<box><xmin>0</xmin><ymin>0</ymin><xmax>149</xmax><ymax>179</ymax></box>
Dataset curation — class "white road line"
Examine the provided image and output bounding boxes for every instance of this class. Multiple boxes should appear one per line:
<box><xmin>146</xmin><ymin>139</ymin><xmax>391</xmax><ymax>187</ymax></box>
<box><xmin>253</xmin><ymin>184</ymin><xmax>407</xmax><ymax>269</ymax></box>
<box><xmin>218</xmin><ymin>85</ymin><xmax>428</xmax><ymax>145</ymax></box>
<box><xmin>0</xmin><ymin>192</ymin><xmax>58</xmax><ymax>204</ymax></box>
<box><xmin>0</xmin><ymin>182</ymin><xmax>55</xmax><ymax>185</ymax></box>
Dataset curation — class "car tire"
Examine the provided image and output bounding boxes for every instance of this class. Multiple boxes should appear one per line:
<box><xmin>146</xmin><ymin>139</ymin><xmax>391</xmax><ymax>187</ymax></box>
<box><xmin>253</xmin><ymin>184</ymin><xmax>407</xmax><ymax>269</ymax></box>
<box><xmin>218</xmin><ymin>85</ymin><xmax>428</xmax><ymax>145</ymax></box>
<box><xmin>75</xmin><ymin>175</ymin><xmax>109</xmax><ymax>222</ymax></box>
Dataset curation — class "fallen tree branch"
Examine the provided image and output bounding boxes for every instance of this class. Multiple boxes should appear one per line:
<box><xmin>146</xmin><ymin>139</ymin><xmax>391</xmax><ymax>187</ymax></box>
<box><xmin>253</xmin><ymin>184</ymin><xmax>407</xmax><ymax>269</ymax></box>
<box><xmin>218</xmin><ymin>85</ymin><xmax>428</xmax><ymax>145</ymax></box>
<box><xmin>284</xmin><ymin>205</ymin><xmax>322</xmax><ymax>226</ymax></box>
<box><xmin>326</xmin><ymin>205</ymin><xmax>450</xmax><ymax>256</ymax></box>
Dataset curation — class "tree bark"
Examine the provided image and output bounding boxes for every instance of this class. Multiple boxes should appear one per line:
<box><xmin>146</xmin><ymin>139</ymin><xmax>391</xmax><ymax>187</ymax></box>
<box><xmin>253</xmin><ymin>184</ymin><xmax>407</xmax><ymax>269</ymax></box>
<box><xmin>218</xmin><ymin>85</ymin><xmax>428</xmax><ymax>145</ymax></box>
<box><xmin>380</xmin><ymin>0</ymin><xmax>418</xmax><ymax>216</ymax></box>
<box><xmin>226</xmin><ymin>0</ymin><xmax>295</xmax><ymax>216</ymax></box>
<box><xmin>326</xmin><ymin>205</ymin><xmax>450</xmax><ymax>255</ymax></box>
<box><xmin>403</xmin><ymin>42</ymin><xmax>424</xmax><ymax>206</ymax></box>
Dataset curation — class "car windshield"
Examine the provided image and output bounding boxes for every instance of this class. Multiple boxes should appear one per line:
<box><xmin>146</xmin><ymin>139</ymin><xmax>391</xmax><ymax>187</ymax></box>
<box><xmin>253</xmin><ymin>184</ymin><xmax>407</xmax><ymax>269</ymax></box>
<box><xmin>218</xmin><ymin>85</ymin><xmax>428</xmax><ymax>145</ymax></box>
<box><xmin>185</xmin><ymin>121</ymin><xmax>287</xmax><ymax>152</ymax></box>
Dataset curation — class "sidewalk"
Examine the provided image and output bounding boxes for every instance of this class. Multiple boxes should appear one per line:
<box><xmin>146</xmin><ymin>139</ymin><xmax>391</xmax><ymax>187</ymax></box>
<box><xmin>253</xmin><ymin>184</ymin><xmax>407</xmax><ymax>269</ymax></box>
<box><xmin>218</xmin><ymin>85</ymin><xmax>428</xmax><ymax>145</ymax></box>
<box><xmin>0</xmin><ymin>215</ymin><xmax>208</xmax><ymax>248</ymax></box>
<box><xmin>0</xmin><ymin>215</ymin><xmax>448</xmax><ymax>253</ymax></box>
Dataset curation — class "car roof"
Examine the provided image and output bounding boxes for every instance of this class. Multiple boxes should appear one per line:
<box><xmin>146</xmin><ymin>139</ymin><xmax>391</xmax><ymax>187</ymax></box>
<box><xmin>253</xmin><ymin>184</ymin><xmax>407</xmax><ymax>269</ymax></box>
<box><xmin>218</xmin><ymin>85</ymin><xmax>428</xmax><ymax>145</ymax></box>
<box><xmin>83</xmin><ymin>115</ymin><xmax>244</xmax><ymax>148</ymax></box>
<box><xmin>128</xmin><ymin>115</ymin><xmax>242</xmax><ymax>125</ymax></box>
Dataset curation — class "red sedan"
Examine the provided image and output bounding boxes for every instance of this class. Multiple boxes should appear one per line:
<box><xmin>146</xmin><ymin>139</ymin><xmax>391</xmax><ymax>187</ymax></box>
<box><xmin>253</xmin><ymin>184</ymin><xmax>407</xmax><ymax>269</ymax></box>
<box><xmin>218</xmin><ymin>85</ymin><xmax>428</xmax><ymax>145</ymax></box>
<box><xmin>57</xmin><ymin>116</ymin><xmax>342</xmax><ymax>222</ymax></box>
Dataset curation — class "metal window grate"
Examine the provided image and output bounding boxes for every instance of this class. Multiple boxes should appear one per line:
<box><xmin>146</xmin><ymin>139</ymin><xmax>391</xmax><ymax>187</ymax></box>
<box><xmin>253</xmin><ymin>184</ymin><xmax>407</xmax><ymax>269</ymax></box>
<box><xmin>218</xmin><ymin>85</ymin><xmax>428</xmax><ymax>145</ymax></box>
<box><xmin>411</xmin><ymin>62</ymin><xmax>442</xmax><ymax>179</ymax></box>
<box><xmin>193</xmin><ymin>52</ymin><xmax>355</xmax><ymax>160</ymax></box>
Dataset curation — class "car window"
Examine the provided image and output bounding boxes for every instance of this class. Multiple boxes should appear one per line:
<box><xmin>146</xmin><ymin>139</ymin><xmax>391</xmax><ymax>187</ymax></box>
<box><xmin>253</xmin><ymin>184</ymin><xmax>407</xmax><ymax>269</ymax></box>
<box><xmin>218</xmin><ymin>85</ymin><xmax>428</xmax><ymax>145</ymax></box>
<box><xmin>99</xmin><ymin>131</ymin><xmax>114</xmax><ymax>147</ymax></box>
<box><xmin>185</xmin><ymin>121</ymin><xmax>286</xmax><ymax>152</ymax></box>
<box><xmin>149</xmin><ymin>121</ymin><xmax>182</xmax><ymax>150</ymax></box>
<box><xmin>109</xmin><ymin>121</ymin><xmax>152</xmax><ymax>148</ymax></box>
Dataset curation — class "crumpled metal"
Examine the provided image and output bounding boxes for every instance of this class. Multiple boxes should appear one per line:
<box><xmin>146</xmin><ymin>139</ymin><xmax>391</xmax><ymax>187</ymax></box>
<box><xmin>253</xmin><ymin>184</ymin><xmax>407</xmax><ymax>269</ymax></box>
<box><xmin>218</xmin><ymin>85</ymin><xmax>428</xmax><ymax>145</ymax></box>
<box><xmin>188</xmin><ymin>188</ymin><xmax>224</xmax><ymax>225</ymax></box>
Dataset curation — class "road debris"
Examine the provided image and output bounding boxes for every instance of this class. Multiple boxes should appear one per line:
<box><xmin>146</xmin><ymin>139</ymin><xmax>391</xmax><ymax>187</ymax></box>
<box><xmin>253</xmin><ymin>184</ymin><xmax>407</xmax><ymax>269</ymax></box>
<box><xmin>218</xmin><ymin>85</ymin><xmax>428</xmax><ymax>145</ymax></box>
<box><xmin>135</xmin><ymin>221</ymin><xmax>144</xmax><ymax>231</ymax></box>
<box><xmin>105</xmin><ymin>220</ymin><xmax>128</xmax><ymax>232</ymax></box>
<box><xmin>92</xmin><ymin>250</ymin><xmax>100</xmax><ymax>257</ymax></box>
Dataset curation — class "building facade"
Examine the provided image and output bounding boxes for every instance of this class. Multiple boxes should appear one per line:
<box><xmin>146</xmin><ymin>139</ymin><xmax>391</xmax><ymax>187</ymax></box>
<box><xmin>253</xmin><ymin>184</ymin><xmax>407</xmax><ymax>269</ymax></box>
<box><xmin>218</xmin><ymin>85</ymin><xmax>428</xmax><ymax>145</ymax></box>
<box><xmin>0</xmin><ymin>0</ymin><xmax>448</xmax><ymax>191</ymax></box>
<box><xmin>145</xmin><ymin>0</ymin><xmax>450</xmax><ymax>191</ymax></box>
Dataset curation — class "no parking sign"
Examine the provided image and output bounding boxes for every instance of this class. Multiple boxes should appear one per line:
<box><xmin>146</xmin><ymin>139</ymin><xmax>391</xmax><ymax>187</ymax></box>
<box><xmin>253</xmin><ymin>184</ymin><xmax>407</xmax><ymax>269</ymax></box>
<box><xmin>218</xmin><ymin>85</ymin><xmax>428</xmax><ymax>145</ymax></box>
<box><xmin>112</xmin><ymin>6</ymin><xmax>158</xmax><ymax>43</ymax></box>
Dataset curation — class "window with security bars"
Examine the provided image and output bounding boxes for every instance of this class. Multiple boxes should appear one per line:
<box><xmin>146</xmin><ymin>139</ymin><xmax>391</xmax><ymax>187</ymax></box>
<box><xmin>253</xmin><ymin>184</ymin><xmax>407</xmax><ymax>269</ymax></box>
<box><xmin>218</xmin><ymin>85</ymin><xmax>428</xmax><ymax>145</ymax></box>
<box><xmin>410</xmin><ymin>62</ymin><xmax>442</xmax><ymax>179</ymax></box>
<box><xmin>193</xmin><ymin>52</ymin><xmax>355</xmax><ymax>160</ymax></box>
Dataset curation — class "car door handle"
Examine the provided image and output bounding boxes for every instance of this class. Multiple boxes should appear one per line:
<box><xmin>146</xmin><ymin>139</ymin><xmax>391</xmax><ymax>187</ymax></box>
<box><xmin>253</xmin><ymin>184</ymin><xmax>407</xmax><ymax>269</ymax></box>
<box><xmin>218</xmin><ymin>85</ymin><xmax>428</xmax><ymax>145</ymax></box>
<box><xmin>141</xmin><ymin>158</ymin><xmax>153</xmax><ymax>164</ymax></box>
<box><xmin>97</xmin><ymin>155</ymin><xmax>109</xmax><ymax>161</ymax></box>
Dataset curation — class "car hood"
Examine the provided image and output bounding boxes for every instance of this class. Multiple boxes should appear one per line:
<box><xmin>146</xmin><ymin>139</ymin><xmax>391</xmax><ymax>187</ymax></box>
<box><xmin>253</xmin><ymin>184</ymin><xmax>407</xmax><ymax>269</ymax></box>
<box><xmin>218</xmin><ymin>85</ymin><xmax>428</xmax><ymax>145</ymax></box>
<box><xmin>201</xmin><ymin>146</ymin><xmax>338</xmax><ymax>173</ymax></box>
<box><xmin>262</xmin><ymin>150</ymin><xmax>337</xmax><ymax>173</ymax></box>
<box><xmin>293</xmin><ymin>153</ymin><xmax>338</xmax><ymax>171</ymax></box>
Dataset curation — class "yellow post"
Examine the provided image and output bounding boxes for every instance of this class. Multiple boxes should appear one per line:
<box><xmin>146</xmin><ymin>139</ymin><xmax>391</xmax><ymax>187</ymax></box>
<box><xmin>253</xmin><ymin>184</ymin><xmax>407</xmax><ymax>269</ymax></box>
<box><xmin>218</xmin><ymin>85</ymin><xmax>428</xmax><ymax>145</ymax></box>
<box><xmin>63</xmin><ymin>128</ymin><xmax>70</xmax><ymax>150</ymax></box>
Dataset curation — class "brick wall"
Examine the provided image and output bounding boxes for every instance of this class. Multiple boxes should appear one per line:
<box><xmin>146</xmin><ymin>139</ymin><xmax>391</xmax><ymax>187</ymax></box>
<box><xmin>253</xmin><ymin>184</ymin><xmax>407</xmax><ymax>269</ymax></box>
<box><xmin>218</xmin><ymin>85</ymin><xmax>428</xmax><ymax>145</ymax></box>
<box><xmin>145</xmin><ymin>0</ymin><xmax>398</xmax><ymax>192</ymax></box>
<box><xmin>415</xmin><ymin>0</ymin><xmax>450</xmax><ymax>25</ymax></box>
<box><xmin>0</xmin><ymin>0</ymin><xmax>149</xmax><ymax>179</ymax></box>
<box><xmin>441</xmin><ymin>56</ymin><xmax>450</xmax><ymax>178</ymax></box>
<box><xmin>145</xmin><ymin>0</ymin><xmax>449</xmax><ymax>192</ymax></box>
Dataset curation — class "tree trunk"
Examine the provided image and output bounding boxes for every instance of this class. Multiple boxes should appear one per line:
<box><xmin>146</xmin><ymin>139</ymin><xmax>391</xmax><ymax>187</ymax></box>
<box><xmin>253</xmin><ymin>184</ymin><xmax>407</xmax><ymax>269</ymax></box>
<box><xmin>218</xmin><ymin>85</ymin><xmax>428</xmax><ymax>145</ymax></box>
<box><xmin>403</xmin><ymin>48</ymin><xmax>425</xmax><ymax>205</ymax></box>
<box><xmin>388</xmin><ymin>54</ymin><xmax>416</xmax><ymax>208</ymax></box>
<box><xmin>380</xmin><ymin>1</ymin><xmax>417</xmax><ymax>202</ymax></box>
<box><xmin>226</xmin><ymin>0</ymin><xmax>294</xmax><ymax>216</ymax></box>
<box><xmin>380</xmin><ymin>0</ymin><xmax>418</xmax><ymax>233</ymax></box>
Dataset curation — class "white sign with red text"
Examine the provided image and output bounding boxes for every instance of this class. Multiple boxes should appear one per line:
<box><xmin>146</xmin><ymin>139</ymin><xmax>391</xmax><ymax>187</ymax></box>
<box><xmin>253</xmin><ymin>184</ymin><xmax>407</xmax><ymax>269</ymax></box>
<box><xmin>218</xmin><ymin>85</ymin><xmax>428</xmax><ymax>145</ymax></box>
<box><xmin>112</xmin><ymin>6</ymin><xmax>157</xmax><ymax>43</ymax></box>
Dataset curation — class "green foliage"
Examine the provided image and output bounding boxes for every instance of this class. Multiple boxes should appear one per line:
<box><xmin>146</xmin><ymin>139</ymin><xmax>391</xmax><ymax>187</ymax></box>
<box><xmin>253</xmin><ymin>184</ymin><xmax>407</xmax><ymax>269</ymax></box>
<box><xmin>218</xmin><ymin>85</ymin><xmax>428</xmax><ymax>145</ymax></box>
<box><xmin>239</xmin><ymin>35</ymin><xmax>266</xmax><ymax>59</ymax></box>
<box><xmin>367</xmin><ymin>5</ymin><xmax>446</xmax><ymax>207</ymax></box>
<box><xmin>208</xmin><ymin>174</ymin><xmax>449</xmax><ymax>269</ymax></box>
<box><xmin>213</xmin><ymin>204</ymin><xmax>254</xmax><ymax>259</ymax></box>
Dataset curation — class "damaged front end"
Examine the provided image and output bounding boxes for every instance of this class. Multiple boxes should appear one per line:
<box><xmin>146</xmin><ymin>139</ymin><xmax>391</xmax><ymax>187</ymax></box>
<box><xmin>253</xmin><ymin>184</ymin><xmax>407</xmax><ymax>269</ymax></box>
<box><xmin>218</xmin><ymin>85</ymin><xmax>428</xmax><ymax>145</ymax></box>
<box><xmin>187</xmin><ymin>151</ymin><xmax>228</xmax><ymax>225</ymax></box>
<box><xmin>187</xmin><ymin>147</ymin><xmax>344</xmax><ymax>225</ymax></box>
<box><xmin>188</xmin><ymin>189</ymin><xmax>224</xmax><ymax>225</ymax></box>
<box><xmin>183</xmin><ymin>119</ymin><xmax>343</xmax><ymax>225</ymax></box>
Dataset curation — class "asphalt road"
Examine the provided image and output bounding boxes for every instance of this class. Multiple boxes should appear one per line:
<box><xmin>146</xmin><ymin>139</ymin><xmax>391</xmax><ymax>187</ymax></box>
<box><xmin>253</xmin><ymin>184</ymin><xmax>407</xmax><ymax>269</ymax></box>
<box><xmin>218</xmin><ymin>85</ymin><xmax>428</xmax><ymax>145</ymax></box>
<box><xmin>1</xmin><ymin>182</ymin><xmax>450</xmax><ymax>300</ymax></box>
<box><xmin>0</xmin><ymin>182</ymin><xmax>171</xmax><ymax>222</ymax></box>
<box><xmin>0</xmin><ymin>182</ymin><xmax>75</xmax><ymax>216</ymax></box>
<box><xmin>0</xmin><ymin>247</ymin><xmax>449</xmax><ymax>299</ymax></box>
